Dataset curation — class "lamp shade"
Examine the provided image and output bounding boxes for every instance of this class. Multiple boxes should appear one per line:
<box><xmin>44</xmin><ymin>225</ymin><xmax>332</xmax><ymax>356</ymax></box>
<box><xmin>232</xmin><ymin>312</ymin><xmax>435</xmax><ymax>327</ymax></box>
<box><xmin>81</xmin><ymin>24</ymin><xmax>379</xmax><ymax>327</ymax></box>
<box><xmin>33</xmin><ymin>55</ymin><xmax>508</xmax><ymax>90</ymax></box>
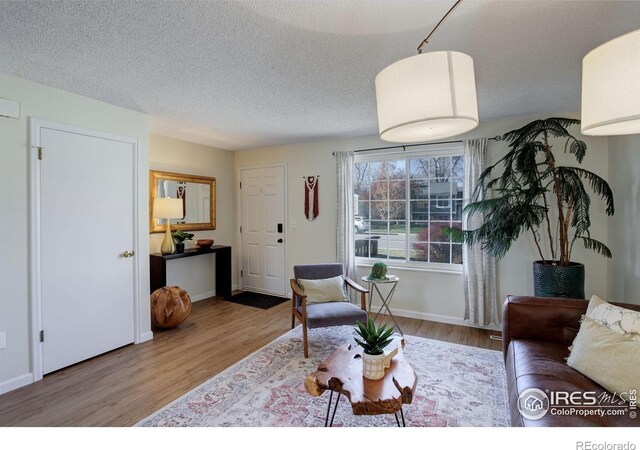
<box><xmin>153</xmin><ymin>197</ymin><xmax>183</xmax><ymax>219</ymax></box>
<box><xmin>375</xmin><ymin>51</ymin><xmax>479</xmax><ymax>143</ymax></box>
<box><xmin>581</xmin><ymin>29</ymin><xmax>640</xmax><ymax>136</ymax></box>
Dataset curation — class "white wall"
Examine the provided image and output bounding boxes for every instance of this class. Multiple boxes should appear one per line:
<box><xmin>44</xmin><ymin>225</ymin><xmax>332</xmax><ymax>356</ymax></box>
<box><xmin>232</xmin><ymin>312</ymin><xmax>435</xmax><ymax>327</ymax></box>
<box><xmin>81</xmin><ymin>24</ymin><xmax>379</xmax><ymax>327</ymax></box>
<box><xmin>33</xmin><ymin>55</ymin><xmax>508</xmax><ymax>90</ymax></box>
<box><xmin>0</xmin><ymin>73</ymin><xmax>151</xmax><ymax>393</ymax></box>
<box><xmin>150</xmin><ymin>134</ymin><xmax>238</xmax><ymax>300</ymax></box>
<box><xmin>607</xmin><ymin>135</ymin><xmax>640</xmax><ymax>304</ymax></box>
<box><xmin>235</xmin><ymin>113</ymin><xmax>611</xmax><ymax>326</ymax></box>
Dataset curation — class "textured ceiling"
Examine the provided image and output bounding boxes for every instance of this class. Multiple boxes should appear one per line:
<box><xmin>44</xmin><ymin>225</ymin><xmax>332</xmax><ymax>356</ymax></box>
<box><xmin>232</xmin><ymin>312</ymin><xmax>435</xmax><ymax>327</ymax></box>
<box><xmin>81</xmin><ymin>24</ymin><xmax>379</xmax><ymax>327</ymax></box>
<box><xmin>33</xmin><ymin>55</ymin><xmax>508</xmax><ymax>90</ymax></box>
<box><xmin>0</xmin><ymin>1</ymin><xmax>639</xmax><ymax>150</ymax></box>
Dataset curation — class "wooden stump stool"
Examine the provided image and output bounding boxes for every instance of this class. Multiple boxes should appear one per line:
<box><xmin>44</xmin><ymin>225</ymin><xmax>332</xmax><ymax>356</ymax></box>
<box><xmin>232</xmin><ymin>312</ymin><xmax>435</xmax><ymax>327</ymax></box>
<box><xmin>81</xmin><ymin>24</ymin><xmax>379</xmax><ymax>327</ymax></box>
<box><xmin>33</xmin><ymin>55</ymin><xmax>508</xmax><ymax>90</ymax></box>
<box><xmin>150</xmin><ymin>286</ymin><xmax>192</xmax><ymax>329</ymax></box>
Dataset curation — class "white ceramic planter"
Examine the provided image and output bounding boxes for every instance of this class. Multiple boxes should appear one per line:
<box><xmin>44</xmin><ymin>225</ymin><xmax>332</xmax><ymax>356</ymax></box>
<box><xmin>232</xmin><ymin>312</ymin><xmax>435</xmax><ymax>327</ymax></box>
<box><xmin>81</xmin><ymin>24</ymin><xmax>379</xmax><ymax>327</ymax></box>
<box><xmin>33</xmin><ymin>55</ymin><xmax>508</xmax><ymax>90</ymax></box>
<box><xmin>362</xmin><ymin>347</ymin><xmax>398</xmax><ymax>380</ymax></box>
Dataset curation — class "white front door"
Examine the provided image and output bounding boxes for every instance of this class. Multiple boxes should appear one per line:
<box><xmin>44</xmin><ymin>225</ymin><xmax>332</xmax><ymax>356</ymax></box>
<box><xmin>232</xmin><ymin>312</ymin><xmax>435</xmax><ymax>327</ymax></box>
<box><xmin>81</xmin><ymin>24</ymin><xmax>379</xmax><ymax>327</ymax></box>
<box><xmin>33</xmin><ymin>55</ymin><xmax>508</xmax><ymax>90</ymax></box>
<box><xmin>37</xmin><ymin>123</ymin><xmax>136</xmax><ymax>374</ymax></box>
<box><xmin>240</xmin><ymin>166</ymin><xmax>286</xmax><ymax>295</ymax></box>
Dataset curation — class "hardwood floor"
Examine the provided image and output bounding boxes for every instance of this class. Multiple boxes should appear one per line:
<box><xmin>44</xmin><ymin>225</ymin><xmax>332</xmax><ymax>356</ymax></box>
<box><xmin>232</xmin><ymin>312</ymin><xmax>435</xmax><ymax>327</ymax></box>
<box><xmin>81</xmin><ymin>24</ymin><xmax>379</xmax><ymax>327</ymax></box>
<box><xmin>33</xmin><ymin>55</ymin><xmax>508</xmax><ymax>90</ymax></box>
<box><xmin>0</xmin><ymin>296</ymin><xmax>501</xmax><ymax>426</ymax></box>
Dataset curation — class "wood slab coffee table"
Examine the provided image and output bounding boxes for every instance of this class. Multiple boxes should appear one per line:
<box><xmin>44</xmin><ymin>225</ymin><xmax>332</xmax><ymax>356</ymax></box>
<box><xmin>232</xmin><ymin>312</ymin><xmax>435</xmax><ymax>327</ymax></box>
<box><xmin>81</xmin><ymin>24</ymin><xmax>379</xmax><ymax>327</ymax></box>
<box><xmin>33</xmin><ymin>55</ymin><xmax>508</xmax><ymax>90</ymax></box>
<box><xmin>304</xmin><ymin>336</ymin><xmax>417</xmax><ymax>427</ymax></box>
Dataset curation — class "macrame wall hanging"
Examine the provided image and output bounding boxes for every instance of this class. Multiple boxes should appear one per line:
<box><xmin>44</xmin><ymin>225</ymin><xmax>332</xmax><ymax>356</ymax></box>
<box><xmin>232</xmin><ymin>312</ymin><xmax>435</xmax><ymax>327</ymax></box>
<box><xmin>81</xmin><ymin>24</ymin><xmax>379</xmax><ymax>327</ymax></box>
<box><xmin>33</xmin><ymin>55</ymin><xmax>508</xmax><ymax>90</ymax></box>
<box><xmin>303</xmin><ymin>175</ymin><xmax>319</xmax><ymax>221</ymax></box>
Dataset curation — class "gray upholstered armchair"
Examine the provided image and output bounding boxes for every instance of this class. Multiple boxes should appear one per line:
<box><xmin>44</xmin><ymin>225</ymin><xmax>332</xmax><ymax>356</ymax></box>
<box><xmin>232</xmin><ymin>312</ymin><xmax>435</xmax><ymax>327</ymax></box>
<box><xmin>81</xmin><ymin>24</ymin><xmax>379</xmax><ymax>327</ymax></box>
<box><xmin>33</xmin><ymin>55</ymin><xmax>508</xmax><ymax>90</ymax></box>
<box><xmin>290</xmin><ymin>263</ymin><xmax>368</xmax><ymax>358</ymax></box>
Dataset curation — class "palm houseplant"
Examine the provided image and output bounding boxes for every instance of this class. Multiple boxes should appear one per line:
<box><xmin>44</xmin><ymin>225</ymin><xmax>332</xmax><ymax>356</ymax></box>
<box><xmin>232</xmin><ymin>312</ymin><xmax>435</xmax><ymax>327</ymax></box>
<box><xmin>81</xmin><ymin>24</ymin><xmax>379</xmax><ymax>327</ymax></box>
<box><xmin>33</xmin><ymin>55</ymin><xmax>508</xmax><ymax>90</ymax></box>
<box><xmin>445</xmin><ymin>117</ymin><xmax>614</xmax><ymax>298</ymax></box>
<box><xmin>354</xmin><ymin>319</ymin><xmax>396</xmax><ymax>380</ymax></box>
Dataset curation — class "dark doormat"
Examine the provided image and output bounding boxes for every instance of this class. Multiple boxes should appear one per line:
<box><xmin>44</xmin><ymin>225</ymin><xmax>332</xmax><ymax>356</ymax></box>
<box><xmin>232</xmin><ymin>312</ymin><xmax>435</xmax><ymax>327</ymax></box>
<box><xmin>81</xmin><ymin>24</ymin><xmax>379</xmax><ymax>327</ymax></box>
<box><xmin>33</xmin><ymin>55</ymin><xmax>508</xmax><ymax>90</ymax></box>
<box><xmin>224</xmin><ymin>291</ymin><xmax>289</xmax><ymax>310</ymax></box>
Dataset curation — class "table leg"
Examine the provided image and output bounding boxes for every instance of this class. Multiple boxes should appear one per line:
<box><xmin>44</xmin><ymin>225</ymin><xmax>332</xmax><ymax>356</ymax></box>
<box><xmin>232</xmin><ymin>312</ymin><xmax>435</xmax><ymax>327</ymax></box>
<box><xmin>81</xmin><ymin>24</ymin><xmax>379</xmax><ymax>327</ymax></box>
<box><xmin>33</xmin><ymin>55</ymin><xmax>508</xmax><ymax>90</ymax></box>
<box><xmin>372</xmin><ymin>282</ymin><xmax>403</xmax><ymax>336</ymax></box>
<box><xmin>324</xmin><ymin>390</ymin><xmax>334</xmax><ymax>427</ymax></box>
<box><xmin>328</xmin><ymin>392</ymin><xmax>341</xmax><ymax>427</ymax></box>
<box><xmin>393</xmin><ymin>408</ymin><xmax>407</xmax><ymax>427</ymax></box>
<box><xmin>372</xmin><ymin>283</ymin><xmax>385</xmax><ymax>322</ymax></box>
<box><xmin>324</xmin><ymin>390</ymin><xmax>342</xmax><ymax>427</ymax></box>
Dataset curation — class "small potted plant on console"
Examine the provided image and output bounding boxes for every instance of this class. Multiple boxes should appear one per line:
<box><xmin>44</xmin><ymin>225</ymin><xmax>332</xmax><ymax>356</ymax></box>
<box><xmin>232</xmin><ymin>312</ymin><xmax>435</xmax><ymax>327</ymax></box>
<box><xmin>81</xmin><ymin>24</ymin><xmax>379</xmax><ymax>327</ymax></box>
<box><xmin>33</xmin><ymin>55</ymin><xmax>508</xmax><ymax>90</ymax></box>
<box><xmin>172</xmin><ymin>227</ymin><xmax>194</xmax><ymax>253</ymax></box>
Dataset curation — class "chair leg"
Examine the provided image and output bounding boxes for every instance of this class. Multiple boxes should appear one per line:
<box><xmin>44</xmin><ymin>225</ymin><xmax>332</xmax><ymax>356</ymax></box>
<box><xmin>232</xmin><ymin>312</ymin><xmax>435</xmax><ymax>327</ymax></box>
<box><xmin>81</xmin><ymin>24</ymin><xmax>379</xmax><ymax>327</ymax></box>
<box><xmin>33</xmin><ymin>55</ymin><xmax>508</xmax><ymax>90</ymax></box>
<box><xmin>303</xmin><ymin>324</ymin><xmax>309</xmax><ymax>358</ymax></box>
<box><xmin>291</xmin><ymin>294</ymin><xmax>296</xmax><ymax>329</ymax></box>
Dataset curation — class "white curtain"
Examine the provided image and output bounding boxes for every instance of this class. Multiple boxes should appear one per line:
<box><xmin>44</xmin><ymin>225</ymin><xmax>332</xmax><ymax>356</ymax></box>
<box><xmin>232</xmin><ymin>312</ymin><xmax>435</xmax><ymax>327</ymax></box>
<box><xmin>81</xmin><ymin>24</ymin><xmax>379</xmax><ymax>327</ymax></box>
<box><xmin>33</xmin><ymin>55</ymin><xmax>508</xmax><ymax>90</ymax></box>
<box><xmin>336</xmin><ymin>151</ymin><xmax>355</xmax><ymax>282</ymax></box>
<box><xmin>463</xmin><ymin>138</ymin><xmax>498</xmax><ymax>326</ymax></box>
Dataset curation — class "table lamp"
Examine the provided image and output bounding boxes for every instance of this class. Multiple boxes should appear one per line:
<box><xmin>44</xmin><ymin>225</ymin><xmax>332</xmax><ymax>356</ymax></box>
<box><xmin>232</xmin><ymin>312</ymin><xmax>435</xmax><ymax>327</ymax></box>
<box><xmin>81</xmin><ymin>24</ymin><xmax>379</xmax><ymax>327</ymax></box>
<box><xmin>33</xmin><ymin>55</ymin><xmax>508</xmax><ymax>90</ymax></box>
<box><xmin>153</xmin><ymin>197</ymin><xmax>184</xmax><ymax>255</ymax></box>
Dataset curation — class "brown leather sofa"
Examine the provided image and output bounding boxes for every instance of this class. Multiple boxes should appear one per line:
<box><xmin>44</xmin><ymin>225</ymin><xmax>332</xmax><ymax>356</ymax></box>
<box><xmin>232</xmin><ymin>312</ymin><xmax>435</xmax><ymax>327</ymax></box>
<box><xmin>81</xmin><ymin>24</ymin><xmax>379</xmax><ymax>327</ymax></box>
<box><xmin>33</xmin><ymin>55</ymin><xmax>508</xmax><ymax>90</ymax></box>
<box><xmin>503</xmin><ymin>295</ymin><xmax>640</xmax><ymax>426</ymax></box>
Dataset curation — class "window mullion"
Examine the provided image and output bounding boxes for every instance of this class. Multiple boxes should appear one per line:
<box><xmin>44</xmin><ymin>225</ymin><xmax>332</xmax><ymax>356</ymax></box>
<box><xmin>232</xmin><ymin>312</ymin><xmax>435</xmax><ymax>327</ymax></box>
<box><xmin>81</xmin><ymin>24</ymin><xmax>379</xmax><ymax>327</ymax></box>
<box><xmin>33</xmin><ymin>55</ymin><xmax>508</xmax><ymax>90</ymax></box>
<box><xmin>450</xmin><ymin>156</ymin><xmax>453</xmax><ymax>264</ymax></box>
<box><xmin>405</xmin><ymin>157</ymin><xmax>410</xmax><ymax>264</ymax></box>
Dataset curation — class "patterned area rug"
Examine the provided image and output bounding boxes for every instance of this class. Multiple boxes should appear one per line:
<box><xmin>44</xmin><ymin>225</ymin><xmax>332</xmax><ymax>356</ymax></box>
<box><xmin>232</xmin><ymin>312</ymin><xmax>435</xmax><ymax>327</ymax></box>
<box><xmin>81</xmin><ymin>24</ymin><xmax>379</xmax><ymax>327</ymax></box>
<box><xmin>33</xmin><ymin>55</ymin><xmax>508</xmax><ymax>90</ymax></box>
<box><xmin>137</xmin><ymin>326</ymin><xmax>509</xmax><ymax>427</ymax></box>
<box><xmin>223</xmin><ymin>291</ymin><xmax>289</xmax><ymax>310</ymax></box>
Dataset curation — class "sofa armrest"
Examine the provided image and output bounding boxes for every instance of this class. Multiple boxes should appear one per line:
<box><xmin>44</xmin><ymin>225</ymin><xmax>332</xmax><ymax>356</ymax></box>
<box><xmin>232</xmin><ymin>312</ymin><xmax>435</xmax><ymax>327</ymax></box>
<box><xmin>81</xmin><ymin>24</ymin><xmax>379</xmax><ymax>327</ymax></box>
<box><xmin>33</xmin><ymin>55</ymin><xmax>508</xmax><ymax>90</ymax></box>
<box><xmin>502</xmin><ymin>295</ymin><xmax>588</xmax><ymax>361</ymax></box>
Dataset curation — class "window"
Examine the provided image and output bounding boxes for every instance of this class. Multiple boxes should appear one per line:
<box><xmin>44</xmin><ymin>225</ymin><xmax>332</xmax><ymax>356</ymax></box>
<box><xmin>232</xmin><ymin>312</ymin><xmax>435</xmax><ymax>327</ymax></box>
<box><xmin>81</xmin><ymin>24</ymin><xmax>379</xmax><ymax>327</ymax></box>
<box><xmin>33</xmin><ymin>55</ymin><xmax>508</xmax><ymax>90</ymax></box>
<box><xmin>353</xmin><ymin>148</ymin><xmax>464</xmax><ymax>266</ymax></box>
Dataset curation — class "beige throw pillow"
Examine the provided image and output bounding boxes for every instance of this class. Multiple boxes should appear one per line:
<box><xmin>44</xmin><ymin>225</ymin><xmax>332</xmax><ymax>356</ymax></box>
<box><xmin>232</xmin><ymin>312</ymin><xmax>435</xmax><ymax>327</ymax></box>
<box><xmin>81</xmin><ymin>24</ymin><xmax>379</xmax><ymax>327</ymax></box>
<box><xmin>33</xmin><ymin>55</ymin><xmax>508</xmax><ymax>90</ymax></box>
<box><xmin>297</xmin><ymin>275</ymin><xmax>347</xmax><ymax>305</ymax></box>
<box><xmin>567</xmin><ymin>317</ymin><xmax>640</xmax><ymax>401</ymax></box>
<box><xmin>586</xmin><ymin>295</ymin><xmax>640</xmax><ymax>342</ymax></box>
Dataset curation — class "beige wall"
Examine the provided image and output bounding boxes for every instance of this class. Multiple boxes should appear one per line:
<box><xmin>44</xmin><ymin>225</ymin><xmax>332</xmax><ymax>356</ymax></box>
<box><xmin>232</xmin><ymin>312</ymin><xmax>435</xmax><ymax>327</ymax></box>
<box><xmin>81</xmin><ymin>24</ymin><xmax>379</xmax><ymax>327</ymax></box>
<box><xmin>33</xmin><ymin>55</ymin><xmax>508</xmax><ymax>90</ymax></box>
<box><xmin>608</xmin><ymin>135</ymin><xmax>640</xmax><ymax>304</ymax></box>
<box><xmin>150</xmin><ymin>134</ymin><xmax>238</xmax><ymax>299</ymax></box>
<box><xmin>234</xmin><ymin>113</ymin><xmax>611</xmax><ymax>326</ymax></box>
<box><xmin>0</xmin><ymin>73</ymin><xmax>150</xmax><ymax>392</ymax></box>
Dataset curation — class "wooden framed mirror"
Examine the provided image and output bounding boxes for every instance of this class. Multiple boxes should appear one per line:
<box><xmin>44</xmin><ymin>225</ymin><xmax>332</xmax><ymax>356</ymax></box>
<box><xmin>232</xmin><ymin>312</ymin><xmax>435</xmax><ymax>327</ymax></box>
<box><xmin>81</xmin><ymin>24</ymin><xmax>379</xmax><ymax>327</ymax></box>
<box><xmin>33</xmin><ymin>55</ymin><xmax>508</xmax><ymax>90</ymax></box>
<box><xmin>149</xmin><ymin>170</ymin><xmax>216</xmax><ymax>233</ymax></box>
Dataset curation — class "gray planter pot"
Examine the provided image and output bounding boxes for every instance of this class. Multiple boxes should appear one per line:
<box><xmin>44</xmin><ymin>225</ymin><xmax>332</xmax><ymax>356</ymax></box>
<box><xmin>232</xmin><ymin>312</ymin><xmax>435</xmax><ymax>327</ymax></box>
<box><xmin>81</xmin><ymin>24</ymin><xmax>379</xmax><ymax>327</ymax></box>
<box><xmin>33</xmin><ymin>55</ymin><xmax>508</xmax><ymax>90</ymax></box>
<box><xmin>533</xmin><ymin>261</ymin><xmax>585</xmax><ymax>299</ymax></box>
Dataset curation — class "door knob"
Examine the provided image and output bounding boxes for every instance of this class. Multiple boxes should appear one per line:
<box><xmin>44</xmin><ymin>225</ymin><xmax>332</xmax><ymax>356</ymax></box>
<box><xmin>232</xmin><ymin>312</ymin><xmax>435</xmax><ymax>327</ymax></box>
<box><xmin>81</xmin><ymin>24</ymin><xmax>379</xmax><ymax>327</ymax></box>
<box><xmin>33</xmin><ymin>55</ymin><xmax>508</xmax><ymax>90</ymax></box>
<box><xmin>123</xmin><ymin>250</ymin><xmax>135</xmax><ymax>258</ymax></box>
<box><xmin>277</xmin><ymin>239</ymin><xmax>283</xmax><ymax>243</ymax></box>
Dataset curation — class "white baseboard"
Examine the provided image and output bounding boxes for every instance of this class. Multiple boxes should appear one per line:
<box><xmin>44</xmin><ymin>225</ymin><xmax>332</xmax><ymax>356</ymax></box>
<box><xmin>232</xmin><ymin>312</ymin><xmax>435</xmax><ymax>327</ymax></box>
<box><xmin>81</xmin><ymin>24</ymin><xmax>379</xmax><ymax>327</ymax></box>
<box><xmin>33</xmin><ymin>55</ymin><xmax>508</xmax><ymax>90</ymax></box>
<box><xmin>138</xmin><ymin>331</ymin><xmax>154</xmax><ymax>343</ymax></box>
<box><xmin>191</xmin><ymin>290</ymin><xmax>217</xmax><ymax>302</ymax></box>
<box><xmin>191</xmin><ymin>285</ymin><xmax>241</xmax><ymax>302</ymax></box>
<box><xmin>371</xmin><ymin>304</ymin><xmax>501</xmax><ymax>332</ymax></box>
<box><xmin>0</xmin><ymin>373</ymin><xmax>33</xmax><ymax>395</ymax></box>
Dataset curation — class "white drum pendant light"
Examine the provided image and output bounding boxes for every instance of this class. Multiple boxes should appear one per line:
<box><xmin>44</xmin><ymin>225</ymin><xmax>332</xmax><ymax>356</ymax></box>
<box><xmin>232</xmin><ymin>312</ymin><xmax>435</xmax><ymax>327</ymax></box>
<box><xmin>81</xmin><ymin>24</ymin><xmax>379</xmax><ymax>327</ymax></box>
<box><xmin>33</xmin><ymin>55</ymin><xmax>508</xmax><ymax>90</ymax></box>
<box><xmin>375</xmin><ymin>0</ymin><xmax>478</xmax><ymax>143</ymax></box>
<box><xmin>376</xmin><ymin>51</ymin><xmax>478</xmax><ymax>142</ymax></box>
<box><xmin>581</xmin><ymin>29</ymin><xmax>640</xmax><ymax>136</ymax></box>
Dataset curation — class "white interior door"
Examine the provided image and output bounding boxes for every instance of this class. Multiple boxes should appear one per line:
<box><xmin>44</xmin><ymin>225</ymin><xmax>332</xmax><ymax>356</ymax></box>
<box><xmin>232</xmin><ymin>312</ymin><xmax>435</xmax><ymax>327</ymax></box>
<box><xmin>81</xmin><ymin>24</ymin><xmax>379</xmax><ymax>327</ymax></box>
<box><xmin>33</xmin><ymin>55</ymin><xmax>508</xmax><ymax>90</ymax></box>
<box><xmin>241</xmin><ymin>166</ymin><xmax>286</xmax><ymax>296</ymax></box>
<box><xmin>38</xmin><ymin>124</ymin><xmax>136</xmax><ymax>374</ymax></box>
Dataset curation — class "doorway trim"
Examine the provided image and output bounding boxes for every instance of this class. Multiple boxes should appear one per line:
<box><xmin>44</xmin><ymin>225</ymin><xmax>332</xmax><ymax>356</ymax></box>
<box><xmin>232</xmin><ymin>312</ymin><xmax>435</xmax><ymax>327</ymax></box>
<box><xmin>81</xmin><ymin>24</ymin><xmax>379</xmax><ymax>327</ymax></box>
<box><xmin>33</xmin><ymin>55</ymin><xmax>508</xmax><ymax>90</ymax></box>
<box><xmin>28</xmin><ymin>117</ymin><xmax>142</xmax><ymax>382</ymax></box>
<box><xmin>236</xmin><ymin>163</ymin><xmax>288</xmax><ymax>297</ymax></box>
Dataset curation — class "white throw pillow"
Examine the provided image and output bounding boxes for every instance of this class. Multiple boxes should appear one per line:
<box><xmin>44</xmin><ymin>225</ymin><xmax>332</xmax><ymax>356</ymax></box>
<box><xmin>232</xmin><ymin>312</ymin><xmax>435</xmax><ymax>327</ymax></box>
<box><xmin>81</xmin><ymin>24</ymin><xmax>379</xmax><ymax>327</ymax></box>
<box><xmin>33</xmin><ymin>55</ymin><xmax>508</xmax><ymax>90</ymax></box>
<box><xmin>297</xmin><ymin>275</ymin><xmax>347</xmax><ymax>305</ymax></box>
<box><xmin>586</xmin><ymin>295</ymin><xmax>640</xmax><ymax>342</ymax></box>
<box><xmin>567</xmin><ymin>317</ymin><xmax>640</xmax><ymax>401</ymax></box>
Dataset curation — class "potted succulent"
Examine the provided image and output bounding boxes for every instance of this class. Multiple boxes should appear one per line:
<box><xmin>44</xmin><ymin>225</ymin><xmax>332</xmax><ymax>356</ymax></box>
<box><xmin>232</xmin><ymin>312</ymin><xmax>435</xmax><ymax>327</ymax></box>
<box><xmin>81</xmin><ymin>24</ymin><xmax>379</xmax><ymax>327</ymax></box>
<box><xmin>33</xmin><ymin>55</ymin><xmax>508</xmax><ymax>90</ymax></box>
<box><xmin>445</xmin><ymin>117</ymin><xmax>614</xmax><ymax>298</ymax></box>
<box><xmin>354</xmin><ymin>319</ymin><xmax>396</xmax><ymax>380</ymax></box>
<box><xmin>367</xmin><ymin>261</ymin><xmax>388</xmax><ymax>280</ymax></box>
<box><xmin>172</xmin><ymin>227</ymin><xmax>194</xmax><ymax>253</ymax></box>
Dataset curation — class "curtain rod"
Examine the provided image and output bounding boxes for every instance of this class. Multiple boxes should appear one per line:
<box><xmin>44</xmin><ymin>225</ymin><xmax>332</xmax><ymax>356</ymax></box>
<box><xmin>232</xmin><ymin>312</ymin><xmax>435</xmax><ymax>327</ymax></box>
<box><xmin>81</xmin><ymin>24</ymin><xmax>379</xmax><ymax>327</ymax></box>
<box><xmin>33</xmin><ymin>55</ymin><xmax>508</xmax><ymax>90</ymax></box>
<box><xmin>332</xmin><ymin>135</ymin><xmax>503</xmax><ymax>156</ymax></box>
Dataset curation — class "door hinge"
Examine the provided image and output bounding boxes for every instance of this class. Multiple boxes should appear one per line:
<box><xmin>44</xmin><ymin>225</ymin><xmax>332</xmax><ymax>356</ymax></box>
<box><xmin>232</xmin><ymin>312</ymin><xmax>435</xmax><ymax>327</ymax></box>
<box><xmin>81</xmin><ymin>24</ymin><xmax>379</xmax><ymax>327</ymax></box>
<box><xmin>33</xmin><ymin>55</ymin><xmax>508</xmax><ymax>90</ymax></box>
<box><xmin>39</xmin><ymin>330</ymin><xmax>44</xmax><ymax>342</ymax></box>
<box><xmin>240</xmin><ymin>226</ymin><xmax>242</xmax><ymax>233</ymax></box>
<box><xmin>241</xmin><ymin>270</ymin><xmax>243</xmax><ymax>278</ymax></box>
<box><xmin>240</xmin><ymin>182</ymin><xmax>242</xmax><ymax>189</ymax></box>
<box><xmin>37</xmin><ymin>146</ymin><xmax>43</xmax><ymax>160</ymax></box>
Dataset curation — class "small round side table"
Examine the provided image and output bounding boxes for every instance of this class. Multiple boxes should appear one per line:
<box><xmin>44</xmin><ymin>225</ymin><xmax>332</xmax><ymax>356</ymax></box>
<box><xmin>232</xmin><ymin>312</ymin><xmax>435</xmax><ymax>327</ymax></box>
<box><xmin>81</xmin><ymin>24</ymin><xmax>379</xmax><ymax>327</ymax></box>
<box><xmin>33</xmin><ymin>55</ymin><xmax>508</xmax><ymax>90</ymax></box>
<box><xmin>361</xmin><ymin>275</ymin><xmax>403</xmax><ymax>336</ymax></box>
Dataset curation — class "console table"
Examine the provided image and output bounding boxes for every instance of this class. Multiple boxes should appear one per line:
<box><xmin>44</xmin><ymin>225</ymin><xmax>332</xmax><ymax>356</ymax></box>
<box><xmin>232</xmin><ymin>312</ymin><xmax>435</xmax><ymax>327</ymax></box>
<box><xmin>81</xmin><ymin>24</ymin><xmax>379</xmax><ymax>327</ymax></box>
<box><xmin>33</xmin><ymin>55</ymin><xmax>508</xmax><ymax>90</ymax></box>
<box><xmin>150</xmin><ymin>245</ymin><xmax>232</xmax><ymax>298</ymax></box>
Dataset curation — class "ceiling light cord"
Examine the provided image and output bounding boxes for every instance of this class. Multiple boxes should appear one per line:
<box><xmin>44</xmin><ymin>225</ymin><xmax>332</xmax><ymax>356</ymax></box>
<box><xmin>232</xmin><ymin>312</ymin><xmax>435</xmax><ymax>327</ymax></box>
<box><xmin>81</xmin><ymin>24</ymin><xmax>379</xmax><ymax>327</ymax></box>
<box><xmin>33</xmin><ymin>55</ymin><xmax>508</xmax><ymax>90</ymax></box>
<box><xmin>416</xmin><ymin>0</ymin><xmax>463</xmax><ymax>54</ymax></box>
